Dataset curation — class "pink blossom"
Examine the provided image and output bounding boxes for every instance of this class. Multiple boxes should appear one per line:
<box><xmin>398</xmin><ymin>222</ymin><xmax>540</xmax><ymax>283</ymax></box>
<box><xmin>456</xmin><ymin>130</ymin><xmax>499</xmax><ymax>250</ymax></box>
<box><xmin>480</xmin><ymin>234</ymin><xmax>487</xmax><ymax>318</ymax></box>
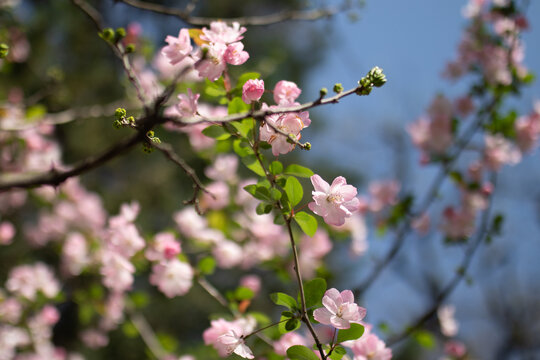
<box><xmin>39</xmin><ymin>305</ymin><xmax>60</xmax><ymax>326</ymax></box>
<box><xmin>515</xmin><ymin>113</ymin><xmax>540</xmax><ymax>153</ymax></box>
<box><xmin>0</xmin><ymin>221</ymin><xmax>15</xmax><ymax>245</ymax></box>
<box><xmin>217</xmin><ymin>330</ymin><xmax>254</xmax><ymax>359</ymax></box>
<box><xmin>313</xmin><ymin>288</ymin><xmax>366</xmax><ymax>329</ymax></box>
<box><xmin>240</xmin><ymin>275</ymin><xmax>261</xmax><ymax>295</ymax></box>
<box><xmin>213</xmin><ymin>240</ymin><xmax>243</xmax><ymax>268</ymax></box>
<box><xmin>200</xmin><ymin>181</ymin><xmax>230</xmax><ymax>210</ymax></box>
<box><xmin>454</xmin><ymin>96</ymin><xmax>475</xmax><ymax>118</ymax></box>
<box><xmin>162</xmin><ymin>29</ymin><xmax>193</xmax><ymax>65</ymax></box>
<box><xmin>273</xmin><ymin>332</ymin><xmax>307</xmax><ymax>356</ymax></box>
<box><xmin>145</xmin><ymin>232</ymin><xmax>181</xmax><ymax>262</ymax></box>
<box><xmin>200</xmin><ymin>21</ymin><xmax>246</xmax><ymax>45</ymax></box>
<box><xmin>101</xmin><ymin>292</ymin><xmax>125</xmax><ymax>330</ymax></box>
<box><xmin>0</xmin><ymin>297</ymin><xmax>23</xmax><ymax>323</ymax></box>
<box><xmin>300</xmin><ymin>229</ymin><xmax>332</xmax><ymax>259</ymax></box>
<box><xmin>368</xmin><ymin>180</ymin><xmax>400</xmax><ymax>212</ymax></box>
<box><xmin>80</xmin><ymin>329</ymin><xmax>109</xmax><ymax>349</ymax></box>
<box><xmin>438</xmin><ymin>305</ymin><xmax>459</xmax><ymax>337</ymax></box>
<box><xmin>350</xmin><ymin>332</ymin><xmax>392</xmax><ymax>360</ymax></box>
<box><xmin>61</xmin><ymin>232</ymin><xmax>89</xmax><ymax>276</ymax></box>
<box><xmin>100</xmin><ymin>250</ymin><xmax>135</xmax><ymax>292</ymax></box>
<box><xmin>259</xmin><ymin>109</ymin><xmax>311</xmax><ymax>156</ymax></box>
<box><xmin>273</xmin><ymin>80</ymin><xmax>301</xmax><ymax>105</ymax></box>
<box><xmin>440</xmin><ymin>207</ymin><xmax>475</xmax><ymax>240</ymax></box>
<box><xmin>203</xmin><ymin>317</ymin><xmax>256</xmax><ymax>357</ymax></box>
<box><xmin>176</xmin><ymin>89</ymin><xmax>200</xmax><ymax>118</ymax></box>
<box><xmin>411</xmin><ymin>213</ymin><xmax>430</xmax><ymax>235</ymax></box>
<box><xmin>205</xmin><ymin>154</ymin><xmax>239</xmax><ymax>183</ymax></box>
<box><xmin>173</xmin><ymin>206</ymin><xmax>208</xmax><ymax>238</ymax></box>
<box><xmin>308</xmin><ymin>175</ymin><xmax>361</xmax><ymax>226</ymax></box>
<box><xmin>224</xmin><ymin>42</ymin><xmax>249</xmax><ymax>65</ymax></box>
<box><xmin>196</xmin><ymin>43</ymin><xmax>227</xmax><ymax>81</ymax></box>
<box><xmin>242</xmin><ymin>79</ymin><xmax>265</xmax><ymax>104</ymax></box>
<box><xmin>445</xmin><ymin>340</ymin><xmax>467</xmax><ymax>357</ymax></box>
<box><xmin>483</xmin><ymin>134</ymin><xmax>521</xmax><ymax>171</ymax></box>
<box><xmin>149</xmin><ymin>259</ymin><xmax>193</xmax><ymax>298</ymax></box>
<box><xmin>6</xmin><ymin>262</ymin><xmax>60</xmax><ymax>300</ymax></box>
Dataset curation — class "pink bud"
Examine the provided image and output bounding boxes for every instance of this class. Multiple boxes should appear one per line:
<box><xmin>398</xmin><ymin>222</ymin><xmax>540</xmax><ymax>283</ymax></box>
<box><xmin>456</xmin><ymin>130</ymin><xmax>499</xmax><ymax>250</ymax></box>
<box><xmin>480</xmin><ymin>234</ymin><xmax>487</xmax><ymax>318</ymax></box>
<box><xmin>242</xmin><ymin>79</ymin><xmax>264</xmax><ymax>104</ymax></box>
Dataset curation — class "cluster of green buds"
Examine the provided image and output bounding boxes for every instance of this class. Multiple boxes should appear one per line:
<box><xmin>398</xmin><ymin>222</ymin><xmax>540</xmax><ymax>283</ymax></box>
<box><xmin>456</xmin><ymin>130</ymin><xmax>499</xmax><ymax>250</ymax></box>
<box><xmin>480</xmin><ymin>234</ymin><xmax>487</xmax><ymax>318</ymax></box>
<box><xmin>0</xmin><ymin>43</ymin><xmax>9</xmax><ymax>59</ymax></box>
<box><xmin>142</xmin><ymin>130</ymin><xmax>161</xmax><ymax>153</ymax></box>
<box><xmin>357</xmin><ymin>66</ymin><xmax>387</xmax><ymax>95</ymax></box>
<box><xmin>333</xmin><ymin>83</ymin><xmax>344</xmax><ymax>93</ymax></box>
<box><xmin>99</xmin><ymin>27</ymin><xmax>127</xmax><ymax>45</ymax></box>
<box><xmin>113</xmin><ymin>107</ymin><xmax>135</xmax><ymax>128</ymax></box>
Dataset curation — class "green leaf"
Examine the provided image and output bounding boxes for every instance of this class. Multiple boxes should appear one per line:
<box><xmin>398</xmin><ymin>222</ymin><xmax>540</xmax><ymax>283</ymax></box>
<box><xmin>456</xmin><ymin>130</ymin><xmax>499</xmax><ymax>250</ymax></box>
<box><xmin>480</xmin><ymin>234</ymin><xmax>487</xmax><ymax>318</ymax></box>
<box><xmin>237</xmin><ymin>72</ymin><xmax>261</xmax><ymax>89</ymax></box>
<box><xmin>329</xmin><ymin>345</ymin><xmax>346</xmax><ymax>360</ymax></box>
<box><xmin>414</xmin><ymin>330</ymin><xmax>435</xmax><ymax>349</ymax></box>
<box><xmin>202</xmin><ymin>125</ymin><xmax>231</xmax><ymax>140</ymax></box>
<box><xmin>228</xmin><ymin>96</ymin><xmax>251</xmax><ymax>115</ymax></box>
<box><xmin>233</xmin><ymin>139</ymin><xmax>253</xmax><ymax>157</ymax></box>
<box><xmin>241</xmin><ymin>155</ymin><xmax>266</xmax><ymax>176</ymax></box>
<box><xmin>269</xmin><ymin>160</ymin><xmax>283</xmax><ymax>175</ymax></box>
<box><xmin>286</xmin><ymin>345</ymin><xmax>319</xmax><ymax>360</ymax></box>
<box><xmin>270</xmin><ymin>292</ymin><xmax>298</xmax><ymax>310</ymax></box>
<box><xmin>235</xmin><ymin>286</ymin><xmax>255</xmax><ymax>300</ymax></box>
<box><xmin>256</xmin><ymin>202</ymin><xmax>273</xmax><ymax>215</ymax></box>
<box><xmin>303</xmin><ymin>278</ymin><xmax>326</xmax><ymax>308</ymax></box>
<box><xmin>285</xmin><ymin>318</ymin><xmax>300</xmax><ymax>331</ymax></box>
<box><xmin>122</xmin><ymin>322</ymin><xmax>138</xmax><ymax>338</ymax></box>
<box><xmin>270</xmin><ymin>188</ymin><xmax>282</xmax><ymax>201</ymax></box>
<box><xmin>197</xmin><ymin>257</ymin><xmax>216</xmax><ymax>275</ymax></box>
<box><xmin>130</xmin><ymin>291</ymin><xmax>149</xmax><ymax>308</ymax></box>
<box><xmin>244</xmin><ymin>184</ymin><xmax>272</xmax><ymax>202</ymax></box>
<box><xmin>231</xmin><ymin>118</ymin><xmax>255</xmax><ymax>138</ymax></box>
<box><xmin>284</xmin><ymin>164</ymin><xmax>314</xmax><ymax>178</ymax></box>
<box><xmin>285</xmin><ymin>176</ymin><xmax>303</xmax><ymax>206</ymax></box>
<box><xmin>337</xmin><ymin>323</ymin><xmax>365</xmax><ymax>343</ymax></box>
<box><xmin>294</xmin><ymin>211</ymin><xmax>318</xmax><ymax>237</ymax></box>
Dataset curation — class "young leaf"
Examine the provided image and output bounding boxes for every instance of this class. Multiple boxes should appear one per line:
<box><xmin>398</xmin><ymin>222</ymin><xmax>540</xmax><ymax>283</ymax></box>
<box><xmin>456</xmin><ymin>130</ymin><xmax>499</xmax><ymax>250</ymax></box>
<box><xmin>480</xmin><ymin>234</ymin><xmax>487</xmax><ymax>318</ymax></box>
<box><xmin>285</xmin><ymin>318</ymin><xmax>300</xmax><ymax>331</ymax></box>
<box><xmin>202</xmin><ymin>125</ymin><xmax>231</xmax><ymax>140</ymax></box>
<box><xmin>197</xmin><ymin>257</ymin><xmax>216</xmax><ymax>275</ymax></box>
<box><xmin>233</xmin><ymin>139</ymin><xmax>254</xmax><ymax>157</ymax></box>
<box><xmin>303</xmin><ymin>278</ymin><xmax>326</xmax><ymax>308</ymax></box>
<box><xmin>228</xmin><ymin>96</ymin><xmax>251</xmax><ymax>115</ymax></box>
<box><xmin>241</xmin><ymin>155</ymin><xmax>266</xmax><ymax>176</ymax></box>
<box><xmin>231</xmin><ymin>118</ymin><xmax>255</xmax><ymax>138</ymax></box>
<box><xmin>294</xmin><ymin>211</ymin><xmax>318</xmax><ymax>237</ymax></box>
<box><xmin>284</xmin><ymin>164</ymin><xmax>314</xmax><ymax>178</ymax></box>
<box><xmin>236</xmin><ymin>72</ymin><xmax>261</xmax><ymax>89</ymax></box>
<box><xmin>286</xmin><ymin>345</ymin><xmax>320</xmax><ymax>360</ymax></box>
<box><xmin>328</xmin><ymin>345</ymin><xmax>346</xmax><ymax>360</ymax></box>
<box><xmin>285</xmin><ymin>176</ymin><xmax>303</xmax><ymax>206</ymax></box>
<box><xmin>269</xmin><ymin>160</ymin><xmax>284</xmax><ymax>175</ymax></box>
<box><xmin>337</xmin><ymin>323</ymin><xmax>365</xmax><ymax>343</ymax></box>
<box><xmin>270</xmin><ymin>292</ymin><xmax>298</xmax><ymax>310</ymax></box>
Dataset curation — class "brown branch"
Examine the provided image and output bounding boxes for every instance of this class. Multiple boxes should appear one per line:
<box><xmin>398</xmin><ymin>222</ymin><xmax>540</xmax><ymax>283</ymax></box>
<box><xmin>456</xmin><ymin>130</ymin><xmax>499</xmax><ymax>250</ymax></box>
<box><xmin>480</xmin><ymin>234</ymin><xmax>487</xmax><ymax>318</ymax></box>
<box><xmin>117</xmin><ymin>0</ymin><xmax>348</xmax><ymax>26</ymax></box>
<box><xmin>127</xmin><ymin>306</ymin><xmax>170</xmax><ymax>360</ymax></box>
<box><xmin>152</xmin><ymin>141</ymin><xmax>209</xmax><ymax>214</ymax></box>
<box><xmin>386</xmin><ymin>173</ymin><xmax>497</xmax><ymax>346</ymax></box>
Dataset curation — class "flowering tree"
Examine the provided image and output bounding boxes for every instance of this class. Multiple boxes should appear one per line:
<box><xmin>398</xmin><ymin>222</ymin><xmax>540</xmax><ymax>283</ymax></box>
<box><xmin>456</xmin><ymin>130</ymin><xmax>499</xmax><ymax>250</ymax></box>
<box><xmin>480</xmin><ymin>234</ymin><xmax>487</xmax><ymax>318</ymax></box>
<box><xmin>0</xmin><ymin>0</ymin><xmax>538</xmax><ymax>359</ymax></box>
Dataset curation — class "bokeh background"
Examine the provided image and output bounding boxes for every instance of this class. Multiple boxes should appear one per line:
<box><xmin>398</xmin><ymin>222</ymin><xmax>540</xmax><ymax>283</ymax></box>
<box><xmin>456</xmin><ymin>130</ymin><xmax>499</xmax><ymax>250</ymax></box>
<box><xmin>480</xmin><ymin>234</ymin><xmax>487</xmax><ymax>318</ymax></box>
<box><xmin>1</xmin><ymin>0</ymin><xmax>540</xmax><ymax>359</ymax></box>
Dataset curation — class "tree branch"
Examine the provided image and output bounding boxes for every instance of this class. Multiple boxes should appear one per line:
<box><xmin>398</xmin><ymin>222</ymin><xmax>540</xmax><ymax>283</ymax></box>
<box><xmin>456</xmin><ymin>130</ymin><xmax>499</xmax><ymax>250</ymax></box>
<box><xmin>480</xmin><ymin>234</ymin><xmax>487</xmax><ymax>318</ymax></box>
<box><xmin>117</xmin><ymin>0</ymin><xmax>349</xmax><ymax>27</ymax></box>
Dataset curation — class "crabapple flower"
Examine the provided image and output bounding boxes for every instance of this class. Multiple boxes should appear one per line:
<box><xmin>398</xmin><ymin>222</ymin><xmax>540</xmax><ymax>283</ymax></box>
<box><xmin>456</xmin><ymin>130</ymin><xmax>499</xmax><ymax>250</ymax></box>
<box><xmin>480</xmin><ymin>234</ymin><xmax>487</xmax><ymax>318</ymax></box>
<box><xmin>200</xmin><ymin>21</ymin><xmax>246</xmax><ymax>45</ymax></box>
<box><xmin>224</xmin><ymin>42</ymin><xmax>249</xmax><ymax>65</ymax></box>
<box><xmin>368</xmin><ymin>180</ymin><xmax>400</xmax><ymax>212</ymax></box>
<box><xmin>308</xmin><ymin>175</ymin><xmax>361</xmax><ymax>226</ymax></box>
<box><xmin>313</xmin><ymin>288</ymin><xmax>366</xmax><ymax>329</ymax></box>
<box><xmin>145</xmin><ymin>232</ymin><xmax>181</xmax><ymax>262</ymax></box>
<box><xmin>438</xmin><ymin>305</ymin><xmax>459</xmax><ymax>337</ymax></box>
<box><xmin>0</xmin><ymin>221</ymin><xmax>15</xmax><ymax>245</ymax></box>
<box><xmin>176</xmin><ymin>89</ymin><xmax>200</xmax><ymax>118</ymax></box>
<box><xmin>217</xmin><ymin>330</ymin><xmax>254</xmax><ymax>359</ymax></box>
<box><xmin>273</xmin><ymin>332</ymin><xmax>307</xmax><ymax>356</ymax></box>
<box><xmin>162</xmin><ymin>29</ymin><xmax>192</xmax><ymax>65</ymax></box>
<box><xmin>203</xmin><ymin>317</ymin><xmax>256</xmax><ymax>357</ymax></box>
<box><xmin>350</xmin><ymin>331</ymin><xmax>392</xmax><ymax>360</ymax></box>
<box><xmin>483</xmin><ymin>134</ymin><xmax>521</xmax><ymax>171</ymax></box>
<box><xmin>149</xmin><ymin>259</ymin><xmax>193</xmax><ymax>298</ymax></box>
<box><xmin>242</xmin><ymin>79</ymin><xmax>264</xmax><ymax>104</ymax></box>
<box><xmin>259</xmin><ymin>108</ymin><xmax>311</xmax><ymax>156</ymax></box>
<box><xmin>273</xmin><ymin>80</ymin><xmax>301</xmax><ymax>105</ymax></box>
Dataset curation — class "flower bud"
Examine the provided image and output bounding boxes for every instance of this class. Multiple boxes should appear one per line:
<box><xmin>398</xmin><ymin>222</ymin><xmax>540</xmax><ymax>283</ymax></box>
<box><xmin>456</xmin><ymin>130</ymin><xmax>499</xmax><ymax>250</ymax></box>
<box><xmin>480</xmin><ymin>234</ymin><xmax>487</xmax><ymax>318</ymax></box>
<box><xmin>369</xmin><ymin>66</ymin><xmax>386</xmax><ymax>87</ymax></box>
<box><xmin>115</xmin><ymin>108</ymin><xmax>127</xmax><ymax>120</ymax></box>
<box><xmin>125</xmin><ymin>44</ymin><xmax>136</xmax><ymax>53</ymax></box>
<box><xmin>0</xmin><ymin>43</ymin><xmax>9</xmax><ymax>59</ymax></box>
<box><xmin>333</xmin><ymin>83</ymin><xmax>343</xmax><ymax>93</ymax></box>
<box><xmin>115</xmin><ymin>27</ymin><xmax>126</xmax><ymax>42</ymax></box>
<box><xmin>304</xmin><ymin>142</ymin><xmax>311</xmax><ymax>150</ymax></box>
<box><xmin>100</xmin><ymin>28</ymin><xmax>115</xmax><ymax>41</ymax></box>
<box><xmin>319</xmin><ymin>87</ymin><xmax>328</xmax><ymax>97</ymax></box>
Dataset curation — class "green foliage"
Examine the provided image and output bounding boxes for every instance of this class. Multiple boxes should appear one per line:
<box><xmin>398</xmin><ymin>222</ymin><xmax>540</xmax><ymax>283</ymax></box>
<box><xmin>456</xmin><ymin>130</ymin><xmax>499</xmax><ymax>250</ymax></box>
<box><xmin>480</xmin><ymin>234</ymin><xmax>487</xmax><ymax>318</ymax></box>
<box><xmin>197</xmin><ymin>257</ymin><xmax>216</xmax><ymax>275</ymax></box>
<box><xmin>269</xmin><ymin>160</ymin><xmax>284</xmax><ymax>175</ymax></box>
<box><xmin>294</xmin><ymin>211</ymin><xmax>318</xmax><ymax>237</ymax></box>
<box><xmin>284</xmin><ymin>164</ymin><xmax>314</xmax><ymax>178</ymax></box>
<box><xmin>337</xmin><ymin>323</ymin><xmax>365</xmax><ymax>343</ymax></box>
<box><xmin>202</xmin><ymin>125</ymin><xmax>232</xmax><ymax>140</ymax></box>
<box><xmin>328</xmin><ymin>345</ymin><xmax>346</xmax><ymax>360</ymax></box>
<box><xmin>414</xmin><ymin>330</ymin><xmax>435</xmax><ymax>349</ymax></box>
<box><xmin>303</xmin><ymin>277</ymin><xmax>326</xmax><ymax>308</ymax></box>
<box><xmin>285</xmin><ymin>176</ymin><xmax>303</xmax><ymax>207</ymax></box>
<box><xmin>286</xmin><ymin>345</ymin><xmax>320</xmax><ymax>360</ymax></box>
<box><xmin>241</xmin><ymin>154</ymin><xmax>266</xmax><ymax>176</ymax></box>
<box><xmin>270</xmin><ymin>292</ymin><xmax>298</xmax><ymax>310</ymax></box>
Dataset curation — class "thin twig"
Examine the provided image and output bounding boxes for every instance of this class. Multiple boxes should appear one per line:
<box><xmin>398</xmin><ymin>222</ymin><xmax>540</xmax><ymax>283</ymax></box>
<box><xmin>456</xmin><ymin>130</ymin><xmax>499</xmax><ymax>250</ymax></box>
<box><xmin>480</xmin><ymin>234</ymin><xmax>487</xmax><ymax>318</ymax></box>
<box><xmin>386</xmin><ymin>173</ymin><xmax>497</xmax><ymax>346</ymax></box>
<box><xmin>117</xmin><ymin>0</ymin><xmax>348</xmax><ymax>26</ymax></box>
<box><xmin>128</xmin><ymin>308</ymin><xmax>170</xmax><ymax>360</ymax></box>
